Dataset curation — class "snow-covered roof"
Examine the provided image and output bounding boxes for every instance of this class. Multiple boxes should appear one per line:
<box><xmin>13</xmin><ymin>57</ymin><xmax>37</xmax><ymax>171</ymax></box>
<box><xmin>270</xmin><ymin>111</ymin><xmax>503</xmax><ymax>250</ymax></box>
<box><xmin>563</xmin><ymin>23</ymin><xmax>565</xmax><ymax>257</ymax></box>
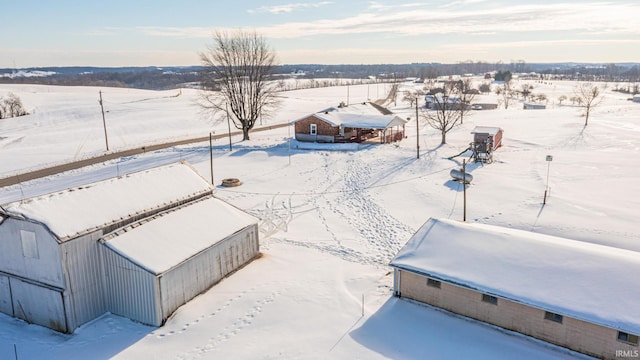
<box><xmin>390</xmin><ymin>218</ymin><xmax>640</xmax><ymax>335</ymax></box>
<box><xmin>291</xmin><ymin>102</ymin><xmax>405</xmax><ymax>129</ymax></box>
<box><xmin>338</xmin><ymin>114</ymin><xmax>407</xmax><ymax>129</ymax></box>
<box><xmin>470</xmin><ymin>126</ymin><xmax>502</xmax><ymax>135</ymax></box>
<box><xmin>103</xmin><ymin>196</ymin><xmax>257</xmax><ymax>274</ymax></box>
<box><xmin>1</xmin><ymin>162</ymin><xmax>212</xmax><ymax>241</ymax></box>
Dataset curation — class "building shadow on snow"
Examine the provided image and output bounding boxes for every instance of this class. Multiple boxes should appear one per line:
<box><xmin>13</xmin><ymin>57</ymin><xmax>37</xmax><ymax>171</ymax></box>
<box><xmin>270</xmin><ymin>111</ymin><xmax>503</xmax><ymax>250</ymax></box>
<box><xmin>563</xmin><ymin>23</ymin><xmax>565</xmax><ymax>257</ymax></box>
<box><xmin>45</xmin><ymin>313</ymin><xmax>154</xmax><ymax>360</ymax></box>
<box><xmin>349</xmin><ymin>297</ymin><xmax>587</xmax><ymax>359</ymax></box>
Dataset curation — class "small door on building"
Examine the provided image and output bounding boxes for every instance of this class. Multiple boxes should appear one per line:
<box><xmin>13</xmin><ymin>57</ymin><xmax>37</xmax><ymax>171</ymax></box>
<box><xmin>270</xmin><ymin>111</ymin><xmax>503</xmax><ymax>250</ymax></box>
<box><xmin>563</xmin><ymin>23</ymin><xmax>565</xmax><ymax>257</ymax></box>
<box><xmin>11</xmin><ymin>278</ymin><xmax>67</xmax><ymax>333</ymax></box>
<box><xmin>0</xmin><ymin>275</ymin><xmax>13</xmax><ymax>315</ymax></box>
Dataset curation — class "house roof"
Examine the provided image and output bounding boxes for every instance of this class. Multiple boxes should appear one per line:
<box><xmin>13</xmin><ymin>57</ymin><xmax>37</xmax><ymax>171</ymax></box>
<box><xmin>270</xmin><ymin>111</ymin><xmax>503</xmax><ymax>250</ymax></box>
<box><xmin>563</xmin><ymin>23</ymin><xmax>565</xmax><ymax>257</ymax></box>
<box><xmin>332</xmin><ymin>113</ymin><xmax>408</xmax><ymax>129</ymax></box>
<box><xmin>1</xmin><ymin>162</ymin><xmax>212</xmax><ymax>241</ymax></box>
<box><xmin>103</xmin><ymin>196</ymin><xmax>258</xmax><ymax>275</ymax></box>
<box><xmin>390</xmin><ymin>218</ymin><xmax>640</xmax><ymax>335</ymax></box>
<box><xmin>470</xmin><ymin>126</ymin><xmax>502</xmax><ymax>135</ymax></box>
<box><xmin>292</xmin><ymin>102</ymin><xmax>406</xmax><ymax>129</ymax></box>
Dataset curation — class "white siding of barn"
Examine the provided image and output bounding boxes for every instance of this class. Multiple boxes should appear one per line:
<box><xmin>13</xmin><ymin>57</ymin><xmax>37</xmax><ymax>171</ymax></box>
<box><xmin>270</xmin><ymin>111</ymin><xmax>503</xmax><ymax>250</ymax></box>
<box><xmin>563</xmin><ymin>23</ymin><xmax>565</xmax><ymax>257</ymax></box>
<box><xmin>0</xmin><ymin>275</ymin><xmax>12</xmax><ymax>315</ymax></box>
<box><xmin>101</xmin><ymin>246</ymin><xmax>161</xmax><ymax>326</ymax></box>
<box><xmin>0</xmin><ymin>217</ymin><xmax>65</xmax><ymax>288</ymax></box>
<box><xmin>60</xmin><ymin>230</ymin><xmax>106</xmax><ymax>330</ymax></box>
<box><xmin>0</xmin><ymin>217</ymin><xmax>69</xmax><ymax>332</ymax></box>
<box><xmin>10</xmin><ymin>278</ymin><xmax>66</xmax><ymax>332</ymax></box>
<box><xmin>158</xmin><ymin>225</ymin><xmax>259</xmax><ymax>322</ymax></box>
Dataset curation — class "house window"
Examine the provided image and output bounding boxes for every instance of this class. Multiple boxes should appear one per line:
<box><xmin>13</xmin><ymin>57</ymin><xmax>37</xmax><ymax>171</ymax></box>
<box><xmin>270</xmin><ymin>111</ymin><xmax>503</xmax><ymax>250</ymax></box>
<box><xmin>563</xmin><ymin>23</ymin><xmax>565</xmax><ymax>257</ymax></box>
<box><xmin>20</xmin><ymin>230</ymin><xmax>39</xmax><ymax>259</ymax></box>
<box><xmin>618</xmin><ymin>331</ymin><xmax>639</xmax><ymax>345</ymax></box>
<box><xmin>310</xmin><ymin>124</ymin><xmax>317</xmax><ymax>135</ymax></box>
<box><xmin>544</xmin><ymin>311</ymin><xmax>563</xmax><ymax>324</ymax></box>
<box><xmin>481</xmin><ymin>294</ymin><xmax>498</xmax><ymax>305</ymax></box>
<box><xmin>427</xmin><ymin>278</ymin><xmax>441</xmax><ymax>288</ymax></box>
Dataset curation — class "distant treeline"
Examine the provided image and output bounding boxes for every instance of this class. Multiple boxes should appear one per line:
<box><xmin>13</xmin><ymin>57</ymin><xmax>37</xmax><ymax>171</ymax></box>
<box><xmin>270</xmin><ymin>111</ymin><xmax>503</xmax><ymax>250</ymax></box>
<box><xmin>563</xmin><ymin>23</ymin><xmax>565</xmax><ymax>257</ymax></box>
<box><xmin>1</xmin><ymin>62</ymin><xmax>639</xmax><ymax>90</ymax></box>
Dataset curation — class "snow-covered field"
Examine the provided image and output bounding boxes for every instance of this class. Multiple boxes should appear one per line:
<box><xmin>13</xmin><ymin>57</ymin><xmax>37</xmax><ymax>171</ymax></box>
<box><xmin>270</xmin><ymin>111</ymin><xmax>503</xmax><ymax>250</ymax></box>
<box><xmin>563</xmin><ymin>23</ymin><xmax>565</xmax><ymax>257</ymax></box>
<box><xmin>1</xmin><ymin>79</ymin><xmax>638</xmax><ymax>359</ymax></box>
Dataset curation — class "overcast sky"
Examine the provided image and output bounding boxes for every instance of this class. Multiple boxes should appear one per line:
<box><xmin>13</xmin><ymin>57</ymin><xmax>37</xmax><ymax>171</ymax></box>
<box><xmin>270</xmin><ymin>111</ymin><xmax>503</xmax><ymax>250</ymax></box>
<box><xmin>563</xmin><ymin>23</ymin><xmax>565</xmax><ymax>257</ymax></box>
<box><xmin>3</xmin><ymin>0</ymin><xmax>639</xmax><ymax>68</ymax></box>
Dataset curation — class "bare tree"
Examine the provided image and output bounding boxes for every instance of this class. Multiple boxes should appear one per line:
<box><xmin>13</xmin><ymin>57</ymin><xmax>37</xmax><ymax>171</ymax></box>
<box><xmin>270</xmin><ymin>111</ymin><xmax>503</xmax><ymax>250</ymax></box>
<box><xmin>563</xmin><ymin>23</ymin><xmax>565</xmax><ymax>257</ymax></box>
<box><xmin>1</xmin><ymin>93</ymin><xmax>28</xmax><ymax>118</ymax></box>
<box><xmin>199</xmin><ymin>29</ymin><xmax>280</xmax><ymax>141</ymax></box>
<box><xmin>534</xmin><ymin>93</ymin><xmax>547</xmax><ymax>103</ymax></box>
<box><xmin>478</xmin><ymin>83</ymin><xmax>491</xmax><ymax>93</ymax></box>
<box><xmin>574</xmin><ymin>82</ymin><xmax>605</xmax><ymax>126</ymax></box>
<box><xmin>403</xmin><ymin>89</ymin><xmax>425</xmax><ymax>108</ymax></box>
<box><xmin>520</xmin><ymin>84</ymin><xmax>533</xmax><ymax>101</ymax></box>
<box><xmin>495</xmin><ymin>81</ymin><xmax>513</xmax><ymax>109</ymax></box>
<box><xmin>558</xmin><ymin>95</ymin><xmax>567</xmax><ymax>105</ymax></box>
<box><xmin>421</xmin><ymin>82</ymin><xmax>463</xmax><ymax>144</ymax></box>
<box><xmin>455</xmin><ymin>78</ymin><xmax>476</xmax><ymax>124</ymax></box>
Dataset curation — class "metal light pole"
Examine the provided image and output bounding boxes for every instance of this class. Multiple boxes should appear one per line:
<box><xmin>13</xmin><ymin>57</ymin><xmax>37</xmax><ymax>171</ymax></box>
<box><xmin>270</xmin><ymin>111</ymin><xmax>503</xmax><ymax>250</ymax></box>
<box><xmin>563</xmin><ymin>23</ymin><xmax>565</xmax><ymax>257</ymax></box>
<box><xmin>544</xmin><ymin>155</ymin><xmax>553</xmax><ymax>204</ymax></box>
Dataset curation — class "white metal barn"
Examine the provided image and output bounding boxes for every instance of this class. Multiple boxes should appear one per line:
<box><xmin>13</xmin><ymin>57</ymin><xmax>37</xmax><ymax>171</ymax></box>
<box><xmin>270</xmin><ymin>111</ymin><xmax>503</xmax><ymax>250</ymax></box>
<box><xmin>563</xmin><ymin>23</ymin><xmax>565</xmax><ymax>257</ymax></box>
<box><xmin>0</xmin><ymin>162</ymin><xmax>259</xmax><ymax>332</ymax></box>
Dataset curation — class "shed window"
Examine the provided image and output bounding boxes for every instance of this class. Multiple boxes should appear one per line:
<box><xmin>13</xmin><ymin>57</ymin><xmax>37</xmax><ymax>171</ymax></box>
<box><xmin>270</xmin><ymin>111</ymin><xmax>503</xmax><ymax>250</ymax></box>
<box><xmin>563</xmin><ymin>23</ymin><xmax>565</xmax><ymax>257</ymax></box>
<box><xmin>310</xmin><ymin>124</ymin><xmax>317</xmax><ymax>135</ymax></box>
<box><xmin>427</xmin><ymin>278</ymin><xmax>441</xmax><ymax>288</ymax></box>
<box><xmin>618</xmin><ymin>331</ymin><xmax>639</xmax><ymax>345</ymax></box>
<box><xmin>544</xmin><ymin>311</ymin><xmax>563</xmax><ymax>324</ymax></box>
<box><xmin>20</xmin><ymin>230</ymin><xmax>39</xmax><ymax>259</ymax></box>
<box><xmin>481</xmin><ymin>294</ymin><xmax>498</xmax><ymax>305</ymax></box>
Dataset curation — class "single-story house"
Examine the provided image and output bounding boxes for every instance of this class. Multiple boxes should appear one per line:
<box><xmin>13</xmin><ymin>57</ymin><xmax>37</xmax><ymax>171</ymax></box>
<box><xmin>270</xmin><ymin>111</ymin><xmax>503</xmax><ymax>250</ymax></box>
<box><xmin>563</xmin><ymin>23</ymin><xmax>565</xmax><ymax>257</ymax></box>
<box><xmin>0</xmin><ymin>162</ymin><xmax>259</xmax><ymax>332</ymax></box>
<box><xmin>425</xmin><ymin>95</ymin><xmax>470</xmax><ymax>111</ymax></box>
<box><xmin>390</xmin><ymin>218</ymin><xmax>640</xmax><ymax>360</ymax></box>
<box><xmin>292</xmin><ymin>102</ymin><xmax>407</xmax><ymax>144</ymax></box>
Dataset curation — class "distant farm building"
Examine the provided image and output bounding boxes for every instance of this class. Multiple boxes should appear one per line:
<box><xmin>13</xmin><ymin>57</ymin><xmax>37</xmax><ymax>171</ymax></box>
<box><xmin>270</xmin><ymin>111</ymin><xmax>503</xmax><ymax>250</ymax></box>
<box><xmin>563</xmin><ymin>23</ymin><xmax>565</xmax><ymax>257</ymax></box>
<box><xmin>633</xmin><ymin>95</ymin><xmax>640</xmax><ymax>103</ymax></box>
<box><xmin>0</xmin><ymin>162</ymin><xmax>259</xmax><ymax>332</ymax></box>
<box><xmin>292</xmin><ymin>102</ymin><xmax>407</xmax><ymax>144</ymax></box>
<box><xmin>523</xmin><ymin>102</ymin><xmax>546</xmax><ymax>110</ymax></box>
<box><xmin>471</xmin><ymin>103</ymin><xmax>498</xmax><ymax>110</ymax></box>
<box><xmin>390</xmin><ymin>218</ymin><xmax>640</xmax><ymax>360</ymax></box>
<box><xmin>424</xmin><ymin>94</ymin><xmax>469</xmax><ymax>111</ymax></box>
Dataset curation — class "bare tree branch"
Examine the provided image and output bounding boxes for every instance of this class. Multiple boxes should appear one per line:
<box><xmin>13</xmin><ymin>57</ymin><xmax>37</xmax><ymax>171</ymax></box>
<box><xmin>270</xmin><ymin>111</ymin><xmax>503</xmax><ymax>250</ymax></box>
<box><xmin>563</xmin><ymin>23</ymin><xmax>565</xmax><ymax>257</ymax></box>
<box><xmin>574</xmin><ymin>82</ymin><xmax>605</xmax><ymax>126</ymax></box>
<box><xmin>198</xmin><ymin>29</ymin><xmax>280</xmax><ymax>140</ymax></box>
<box><xmin>421</xmin><ymin>82</ymin><xmax>464</xmax><ymax>144</ymax></box>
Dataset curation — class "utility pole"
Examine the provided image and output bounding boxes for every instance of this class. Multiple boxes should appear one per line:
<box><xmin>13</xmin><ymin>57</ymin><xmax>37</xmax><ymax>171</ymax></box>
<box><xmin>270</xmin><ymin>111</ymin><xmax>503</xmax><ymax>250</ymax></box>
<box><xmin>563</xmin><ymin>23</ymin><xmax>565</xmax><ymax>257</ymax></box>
<box><xmin>416</xmin><ymin>97</ymin><xmax>420</xmax><ymax>159</ymax></box>
<box><xmin>226</xmin><ymin>104</ymin><xmax>232</xmax><ymax>151</ymax></box>
<box><xmin>347</xmin><ymin>85</ymin><xmax>350</xmax><ymax>106</ymax></box>
<box><xmin>288</xmin><ymin>122</ymin><xmax>291</xmax><ymax>165</ymax></box>
<box><xmin>209</xmin><ymin>132</ymin><xmax>214</xmax><ymax>185</ymax></box>
<box><xmin>463</xmin><ymin>159</ymin><xmax>467</xmax><ymax>221</ymax></box>
<box><xmin>98</xmin><ymin>91</ymin><xmax>109</xmax><ymax>151</ymax></box>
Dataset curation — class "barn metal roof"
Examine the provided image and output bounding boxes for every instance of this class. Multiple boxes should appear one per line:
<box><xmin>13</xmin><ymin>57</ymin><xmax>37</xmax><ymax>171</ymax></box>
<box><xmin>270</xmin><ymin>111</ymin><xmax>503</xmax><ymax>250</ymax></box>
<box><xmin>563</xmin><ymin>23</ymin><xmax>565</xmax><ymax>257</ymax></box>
<box><xmin>102</xmin><ymin>196</ymin><xmax>257</xmax><ymax>275</ymax></box>
<box><xmin>1</xmin><ymin>162</ymin><xmax>212</xmax><ymax>241</ymax></box>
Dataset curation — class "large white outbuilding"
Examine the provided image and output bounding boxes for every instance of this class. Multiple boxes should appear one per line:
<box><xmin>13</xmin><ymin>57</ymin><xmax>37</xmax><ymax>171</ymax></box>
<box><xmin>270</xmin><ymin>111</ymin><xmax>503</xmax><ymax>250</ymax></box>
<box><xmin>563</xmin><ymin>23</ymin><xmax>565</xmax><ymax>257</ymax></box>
<box><xmin>0</xmin><ymin>162</ymin><xmax>259</xmax><ymax>332</ymax></box>
<box><xmin>390</xmin><ymin>218</ymin><xmax>640</xmax><ymax>359</ymax></box>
